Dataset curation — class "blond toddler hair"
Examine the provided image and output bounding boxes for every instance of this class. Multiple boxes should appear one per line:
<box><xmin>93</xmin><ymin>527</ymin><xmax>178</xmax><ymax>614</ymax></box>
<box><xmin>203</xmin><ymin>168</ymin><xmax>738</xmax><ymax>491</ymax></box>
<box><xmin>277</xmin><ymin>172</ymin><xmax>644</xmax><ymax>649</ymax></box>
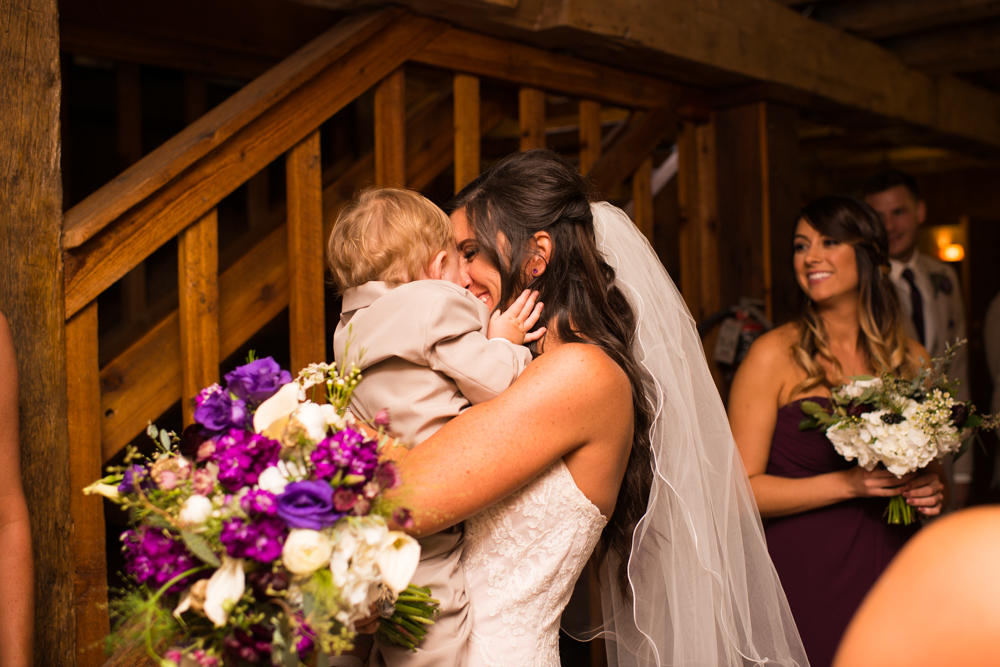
<box><xmin>327</xmin><ymin>187</ymin><xmax>453</xmax><ymax>291</ymax></box>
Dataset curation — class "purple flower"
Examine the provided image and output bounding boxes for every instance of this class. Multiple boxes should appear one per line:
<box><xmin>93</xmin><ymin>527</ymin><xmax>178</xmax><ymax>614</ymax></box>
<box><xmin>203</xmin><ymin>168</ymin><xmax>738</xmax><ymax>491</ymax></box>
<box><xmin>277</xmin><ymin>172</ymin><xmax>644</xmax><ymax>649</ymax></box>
<box><xmin>296</xmin><ymin>618</ymin><xmax>316</xmax><ymax>655</ymax></box>
<box><xmin>242</xmin><ymin>489</ymin><xmax>278</xmax><ymax>517</ymax></box>
<box><xmin>121</xmin><ymin>526</ymin><xmax>201</xmax><ymax>594</ymax></box>
<box><xmin>375</xmin><ymin>461</ymin><xmax>401</xmax><ymax>490</ymax></box>
<box><xmin>309</xmin><ymin>428</ymin><xmax>379</xmax><ymax>485</ymax></box>
<box><xmin>194</xmin><ymin>384</ymin><xmax>247</xmax><ymax>433</ymax></box>
<box><xmin>223</xmin><ymin>625</ymin><xmax>273</xmax><ymax>664</ymax></box>
<box><xmin>393</xmin><ymin>507</ymin><xmax>415</xmax><ymax>530</ymax></box>
<box><xmin>333</xmin><ymin>488</ymin><xmax>357</xmax><ymax>512</ymax></box>
<box><xmin>177</xmin><ymin>423</ymin><xmax>207</xmax><ymax>460</ymax></box>
<box><xmin>224</xmin><ymin>357</ymin><xmax>292</xmax><ymax>407</ymax></box>
<box><xmin>220</xmin><ymin>516</ymin><xmax>287</xmax><ymax>562</ymax></box>
<box><xmin>276</xmin><ymin>481</ymin><xmax>342</xmax><ymax>529</ymax></box>
<box><xmin>247</xmin><ymin>569</ymin><xmax>289</xmax><ymax>598</ymax></box>
<box><xmin>212</xmin><ymin>430</ymin><xmax>281</xmax><ymax>492</ymax></box>
<box><xmin>118</xmin><ymin>464</ymin><xmax>152</xmax><ymax>494</ymax></box>
<box><xmin>951</xmin><ymin>403</ymin><xmax>969</xmax><ymax>428</ymax></box>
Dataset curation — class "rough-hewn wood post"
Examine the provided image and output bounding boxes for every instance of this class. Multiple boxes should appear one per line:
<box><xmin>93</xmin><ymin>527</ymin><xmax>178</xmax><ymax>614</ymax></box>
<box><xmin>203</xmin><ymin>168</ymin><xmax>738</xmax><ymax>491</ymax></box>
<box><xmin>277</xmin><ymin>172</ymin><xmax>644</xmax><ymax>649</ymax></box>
<box><xmin>0</xmin><ymin>0</ymin><xmax>75</xmax><ymax>664</ymax></box>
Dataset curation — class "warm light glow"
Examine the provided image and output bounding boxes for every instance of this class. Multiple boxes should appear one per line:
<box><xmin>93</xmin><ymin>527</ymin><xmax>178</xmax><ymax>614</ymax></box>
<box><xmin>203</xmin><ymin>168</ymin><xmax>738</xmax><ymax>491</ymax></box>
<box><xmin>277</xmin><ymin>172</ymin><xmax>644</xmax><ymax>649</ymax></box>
<box><xmin>940</xmin><ymin>244</ymin><xmax>965</xmax><ymax>262</ymax></box>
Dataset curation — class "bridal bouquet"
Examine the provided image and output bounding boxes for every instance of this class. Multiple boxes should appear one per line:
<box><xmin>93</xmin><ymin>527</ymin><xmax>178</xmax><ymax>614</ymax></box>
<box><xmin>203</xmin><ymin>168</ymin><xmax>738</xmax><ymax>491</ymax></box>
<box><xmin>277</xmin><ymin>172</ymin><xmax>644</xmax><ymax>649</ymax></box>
<box><xmin>85</xmin><ymin>355</ymin><xmax>437</xmax><ymax>666</ymax></box>
<box><xmin>800</xmin><ymin>342</ymin><xmax>997</xmax><ymax>525</ymax></box>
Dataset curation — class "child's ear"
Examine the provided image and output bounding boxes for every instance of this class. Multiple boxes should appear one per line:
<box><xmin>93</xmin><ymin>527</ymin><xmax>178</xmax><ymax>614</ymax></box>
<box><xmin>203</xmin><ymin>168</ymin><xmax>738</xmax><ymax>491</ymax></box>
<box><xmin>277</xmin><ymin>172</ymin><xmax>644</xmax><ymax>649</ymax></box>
<box><xmin>424</xmin><ymin>250</ymin><xmax>448</xmax><ymax>281</ymax></box>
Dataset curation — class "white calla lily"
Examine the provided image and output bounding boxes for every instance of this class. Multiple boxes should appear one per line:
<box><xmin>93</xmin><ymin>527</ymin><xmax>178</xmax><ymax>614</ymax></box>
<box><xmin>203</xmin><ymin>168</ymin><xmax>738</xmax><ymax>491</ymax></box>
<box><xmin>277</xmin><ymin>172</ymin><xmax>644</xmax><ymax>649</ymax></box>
<box><xmin>377</xmin><ymin>532</ymin><xmax>421</xmax><ymax>594</ymax></box>
<box><xmin>253</xmin><ymin>382</ymin><xmax>300</xmax><ymax>435</ymax></box>
<box><xmin>203</xmin><ymin>556</ymin><xmax>245</xmax><ymax>627</ymax></box>
<box><xmin>82</xmin><ymin>482</ymin><xmax>119</xmax><ymax>501</ymax></box>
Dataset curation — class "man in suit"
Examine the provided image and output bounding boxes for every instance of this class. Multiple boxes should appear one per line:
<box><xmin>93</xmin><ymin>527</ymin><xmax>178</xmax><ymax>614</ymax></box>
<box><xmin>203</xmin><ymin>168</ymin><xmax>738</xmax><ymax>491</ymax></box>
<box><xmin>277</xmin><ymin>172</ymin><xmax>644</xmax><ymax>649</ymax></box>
<box><xmin>863</xmin><ymin>170</ymin><xmax>971</xmax><ymax>508</ymax></box>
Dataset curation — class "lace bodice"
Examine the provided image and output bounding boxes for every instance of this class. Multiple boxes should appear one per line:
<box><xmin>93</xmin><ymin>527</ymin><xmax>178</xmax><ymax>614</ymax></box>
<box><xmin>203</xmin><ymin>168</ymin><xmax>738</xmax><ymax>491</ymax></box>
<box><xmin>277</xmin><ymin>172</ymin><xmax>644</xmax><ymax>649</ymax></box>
<box><xmin>461</xmin><ymin>459</ymin><xmax>607</xmax><ymax>667</ymax></box>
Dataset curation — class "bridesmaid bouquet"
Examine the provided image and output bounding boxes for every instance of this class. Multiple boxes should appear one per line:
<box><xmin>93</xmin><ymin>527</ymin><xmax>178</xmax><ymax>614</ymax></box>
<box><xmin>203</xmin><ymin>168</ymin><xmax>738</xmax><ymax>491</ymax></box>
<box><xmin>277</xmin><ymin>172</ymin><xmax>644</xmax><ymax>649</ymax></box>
<box><xmin>85</xmin><ymin>354</ymin><xmax>438</xmax><ymax>666</ymax></box>
<box><xmin>800</xmin><ymin>341</ymin><xmax>997</xmax><ymax>525</ymax></box>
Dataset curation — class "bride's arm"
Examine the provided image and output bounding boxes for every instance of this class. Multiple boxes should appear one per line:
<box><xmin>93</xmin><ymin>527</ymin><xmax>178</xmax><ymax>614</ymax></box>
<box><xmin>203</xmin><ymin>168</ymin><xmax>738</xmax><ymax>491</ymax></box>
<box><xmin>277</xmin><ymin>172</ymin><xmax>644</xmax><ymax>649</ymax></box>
<box><xmin>384</xmin><ymin>342</ymin><xmax>632</xmax><ymax>537</ymax></box>
<box><xmin>730</xmin><ymin>330</ymin><xmax>907</xmax><ymax>518</ymax></box>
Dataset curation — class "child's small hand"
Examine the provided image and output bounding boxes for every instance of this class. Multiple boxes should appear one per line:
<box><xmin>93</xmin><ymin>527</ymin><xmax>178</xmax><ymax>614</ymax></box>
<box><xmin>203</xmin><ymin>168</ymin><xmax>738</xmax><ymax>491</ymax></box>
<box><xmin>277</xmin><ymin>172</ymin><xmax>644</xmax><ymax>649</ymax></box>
<box><xmin>488</xmin><ymin>289</ymin><xmax>546</xmax><ymax>345</ymax></box>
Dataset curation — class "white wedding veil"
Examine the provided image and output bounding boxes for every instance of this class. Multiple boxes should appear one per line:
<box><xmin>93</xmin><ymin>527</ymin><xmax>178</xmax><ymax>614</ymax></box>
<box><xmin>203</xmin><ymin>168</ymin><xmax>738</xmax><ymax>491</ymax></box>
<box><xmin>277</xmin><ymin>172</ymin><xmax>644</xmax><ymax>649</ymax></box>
<box><xmin>590</xmin><ymin>202</ymin><xmax>808</xmax><ymax>667</ymax></box>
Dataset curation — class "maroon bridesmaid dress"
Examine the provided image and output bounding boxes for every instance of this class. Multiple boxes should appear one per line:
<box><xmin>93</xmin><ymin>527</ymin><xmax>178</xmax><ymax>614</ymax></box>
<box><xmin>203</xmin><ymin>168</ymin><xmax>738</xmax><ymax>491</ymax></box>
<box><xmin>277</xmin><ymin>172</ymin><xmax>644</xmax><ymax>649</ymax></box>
<box><xmin>764</xmin><ymin>397</ymin><xmax>918</xmax><ymax>667</ymax></box>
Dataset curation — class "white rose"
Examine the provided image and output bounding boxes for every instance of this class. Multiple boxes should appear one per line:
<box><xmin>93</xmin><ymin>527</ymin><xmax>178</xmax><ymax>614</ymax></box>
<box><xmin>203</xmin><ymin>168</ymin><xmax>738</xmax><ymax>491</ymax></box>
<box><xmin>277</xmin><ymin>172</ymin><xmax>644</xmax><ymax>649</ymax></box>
<box><xmin>178</xmin><ymin>495</ymin><xmax>214</xmax><ymax>530</ymax></box>
<box><xmin>203</xmin><ymin>556</ymin><xmax>245</xmax><ymax>627</ymax></box>
<box><xmin>291</xmin><ymin>403</ymin><xmax>329</xmax><ymax>443</ymax></box>
<box><xmin>377</xmin><ymin>532</ymin><xmax>421</xmax><ymax>594</ymax></box>
<box><xmin>282</xmin><ymin>529</ymin><xmax>334</xmax><ymax>574</ymax></box>
<box><xmin>257</xmin><ymin>466</ymin><xmax>289</xmax><ymax>494</ymax></box>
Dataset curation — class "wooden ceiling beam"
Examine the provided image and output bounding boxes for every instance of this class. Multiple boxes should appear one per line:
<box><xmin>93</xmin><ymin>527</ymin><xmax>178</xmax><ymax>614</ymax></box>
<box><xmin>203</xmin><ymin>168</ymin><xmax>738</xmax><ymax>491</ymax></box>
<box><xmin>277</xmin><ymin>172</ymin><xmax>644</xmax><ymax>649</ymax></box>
<box><xmin>884</xmin><ymin>18</ymin><xmax>1000</xmax><ymax>72</ymax></box>
<box><xmin>478</xmin><ymin>0</ymin><xmax>1000</xmax><ymax>149</ymax></box>
<box><xmin>811</xmin><ymin>0</ymin><xmax>1000</xmax><ymax>40</ymax></box>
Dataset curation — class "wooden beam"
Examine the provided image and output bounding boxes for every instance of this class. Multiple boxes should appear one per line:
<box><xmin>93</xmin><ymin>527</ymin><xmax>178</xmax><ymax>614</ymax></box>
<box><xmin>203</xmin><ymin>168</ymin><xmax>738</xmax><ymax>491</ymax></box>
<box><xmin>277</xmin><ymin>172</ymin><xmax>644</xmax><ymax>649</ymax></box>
<box><xmin>0</xmin><ymin>0</ymin><xmax>75</xmax><ymax>663</ymax></box>
<box><xmin>63</xmin><ymin>13</ymin><xmax>446</xmax><ymax>319</ymax></box>
<box><xmin>631</xmin><ymin>156</ymin><xmax>654</xmax><ymax>242</ymax></box>
<box><xmin>97</xmin><ymin>89</ymin><xmax>510</xmax><ymax>461</ymax></box>
<box><xmin>410</xmin><ymin>26</ymin><xmax>681</xmax><ymax>110</ymax></box>
<box><xmin>454</xmin><ymin>74</ymin><xmax>481</xmax><ymax>192</ymax></box>
<box><xmin>375</xmin><ymin>68</ymin><xmax>407</xmax><ymax>187</ymax></box>
<box><xmin>812</xmin><ymin>0</ymin><xmax>1000</xmax><ymax>40</ymax></box>
<box><xmin>178</xmin><ymin>210</ymin><xmax>220</xmax><ymax>426</ymax></box>
<box><xmin>519</xmin><ymin>87</ymin><xmax>546</xmax><ymax>151</ymax></box>
<box><xmin>499</xmin><ymin>0</ymin><xmax>1000</xmax><ymax>149</ymax></box>
<box><xmin>884</xmin><ymin>18</ymin><xmax>1000</xmax><ymax>72</ymax></box>
<box><xmin>65</xmin><ymin>302</ymin><xmax>109</xmax><ymax>667</ymax></box>
<box><xmin>578</xmin><ymin>99</ymin><xmax>602</xmax><ymax>175</ymax></box>
<box><xmin>286</xmin><ymin>130</ymin><xmax>327</xmax><ymax>372</ymax></box>
<box><xmin>588</xmin><ymin>107</ymin><xmax>676</xmax><ymax>196</ymax></box>
<box><xmin>677</xmin><ymin>120</ymin><xmax>721</xmax><ymax>322</ymax></box>
<box><xmin>714</xmin><ymin>101</ymin><xmax>800</xmax><ymax>324</ymax></box>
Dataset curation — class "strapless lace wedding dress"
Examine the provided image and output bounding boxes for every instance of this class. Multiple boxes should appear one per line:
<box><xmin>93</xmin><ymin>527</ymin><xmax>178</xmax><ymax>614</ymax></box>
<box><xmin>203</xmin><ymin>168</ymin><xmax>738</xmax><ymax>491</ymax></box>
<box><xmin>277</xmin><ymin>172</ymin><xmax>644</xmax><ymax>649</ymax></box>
<box><xmin>461</xmin><ymin>459</ymin><xmax>607</xmax><ymax>667</ymax></box>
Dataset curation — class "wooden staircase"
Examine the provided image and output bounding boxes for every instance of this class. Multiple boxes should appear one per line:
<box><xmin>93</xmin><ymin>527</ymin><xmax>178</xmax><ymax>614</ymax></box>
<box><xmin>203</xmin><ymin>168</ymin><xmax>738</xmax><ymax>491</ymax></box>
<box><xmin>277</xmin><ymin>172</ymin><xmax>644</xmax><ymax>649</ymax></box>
<box><xmin>61</xmin><ymin>9</ymin><xmax>713</xmax><ymax>664</ymax></box>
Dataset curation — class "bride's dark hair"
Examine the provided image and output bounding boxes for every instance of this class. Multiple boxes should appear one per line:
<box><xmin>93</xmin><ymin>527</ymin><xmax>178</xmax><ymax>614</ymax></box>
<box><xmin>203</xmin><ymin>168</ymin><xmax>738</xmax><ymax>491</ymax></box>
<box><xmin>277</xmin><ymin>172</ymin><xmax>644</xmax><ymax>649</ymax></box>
<box><xmin>448</xmin><ymin>149</ymin><xmax>654</xmax><ymax>598</ymax></box>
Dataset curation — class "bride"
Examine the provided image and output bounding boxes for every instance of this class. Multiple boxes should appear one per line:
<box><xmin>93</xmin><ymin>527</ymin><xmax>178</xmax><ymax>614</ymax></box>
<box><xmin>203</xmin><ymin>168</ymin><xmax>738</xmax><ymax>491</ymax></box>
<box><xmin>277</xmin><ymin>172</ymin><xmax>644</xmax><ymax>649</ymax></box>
<box><xmin>386</xmin><ymin>150</ymin><xmax>808</xmax><ymax>666</ymax></box>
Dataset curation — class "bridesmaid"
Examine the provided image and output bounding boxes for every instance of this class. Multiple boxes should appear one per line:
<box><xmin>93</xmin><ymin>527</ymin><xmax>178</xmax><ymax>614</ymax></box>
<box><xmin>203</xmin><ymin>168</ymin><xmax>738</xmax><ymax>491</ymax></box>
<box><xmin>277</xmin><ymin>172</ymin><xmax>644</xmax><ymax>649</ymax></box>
<box><xmin>728</xmin><ymin>196</ymin><xmax>944</xmax><ymax>667</ymax></box>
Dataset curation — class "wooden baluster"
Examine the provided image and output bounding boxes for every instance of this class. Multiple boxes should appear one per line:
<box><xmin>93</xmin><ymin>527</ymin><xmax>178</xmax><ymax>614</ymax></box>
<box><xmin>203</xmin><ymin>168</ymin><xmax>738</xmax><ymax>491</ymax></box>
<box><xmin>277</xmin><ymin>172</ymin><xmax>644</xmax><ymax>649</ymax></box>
<box><xmin>117</xmin><ymin>62</ymin><xmax>148</xmax><ymax>334</ymax></box>
<box><xmin>375</xmin><ymin>68</ymin><xmax>406</xmax><ymax>187</ymax></box>
<box><xmin>454</xmin><ymin>73</ymin><xmax>480</xmax><ymax>192</ymax></box>
<box><xmin>519</xmin><ymin>87</ymin><xmax>546</xmax><ymax>151</ymax></box>
<box><xmin>178</xmin><ymin>209</ymin><xmax>220</xmax><ymax>426</ymax></box>
<box><xmin>286</xmin><ymin>130</ymin><xmax>327</xmax><ymax>374</ymax></box>
<box><xmin>66</xmin><ymin>301</ymin><xmax>110</xmax><ymax>667</ymax></box>
<box><xmin>632</xmin><ymin>155</ymin><xmax>654</xmax><ymax>242</ymax></box>
<box><xmin>579</xmin><ymin>99</ymin><xmax>601</xmax><ymax>175</ymax></box>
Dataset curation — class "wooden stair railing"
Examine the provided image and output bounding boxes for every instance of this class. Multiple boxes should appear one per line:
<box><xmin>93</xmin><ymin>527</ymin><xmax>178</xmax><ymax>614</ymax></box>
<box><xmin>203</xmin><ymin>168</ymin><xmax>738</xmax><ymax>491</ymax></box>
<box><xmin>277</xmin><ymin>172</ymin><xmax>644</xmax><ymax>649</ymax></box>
<box><xmin>63</xmin><ymin>9</ymin><xmax>705</xmax><ymax>666</ymax></box>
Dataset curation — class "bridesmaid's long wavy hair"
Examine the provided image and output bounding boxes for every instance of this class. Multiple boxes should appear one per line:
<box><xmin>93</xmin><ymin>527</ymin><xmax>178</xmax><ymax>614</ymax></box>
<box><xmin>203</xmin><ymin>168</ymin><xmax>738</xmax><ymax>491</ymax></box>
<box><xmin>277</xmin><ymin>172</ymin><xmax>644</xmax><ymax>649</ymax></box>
<box><xmin>448</xmin><ymin>149</ymin><xmax>653</xmax><ymax>599</ymax></box>
<box><xmin>790</xmin><ymin>196</ymin><xmax>915</xmax><ymax>397</ymax></box>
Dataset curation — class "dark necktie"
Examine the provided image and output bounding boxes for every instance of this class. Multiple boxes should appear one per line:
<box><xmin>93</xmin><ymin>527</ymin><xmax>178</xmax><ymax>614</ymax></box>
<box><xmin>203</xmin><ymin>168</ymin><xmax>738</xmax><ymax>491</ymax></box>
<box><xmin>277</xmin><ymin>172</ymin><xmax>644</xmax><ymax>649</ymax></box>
<box><xmin>901</xmin><ymin>268</ymin><xmax>925</xmax><ymax>345</ymax></box>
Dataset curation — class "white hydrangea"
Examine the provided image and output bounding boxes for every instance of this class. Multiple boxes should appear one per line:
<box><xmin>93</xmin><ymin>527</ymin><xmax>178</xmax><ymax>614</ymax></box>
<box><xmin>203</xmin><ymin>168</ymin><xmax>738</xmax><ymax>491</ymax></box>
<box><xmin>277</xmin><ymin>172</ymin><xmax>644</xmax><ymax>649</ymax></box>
<box><xmin>826</xmin><ymin>393</ymin><xmax>962</xmax><ymax>478</ymax></box>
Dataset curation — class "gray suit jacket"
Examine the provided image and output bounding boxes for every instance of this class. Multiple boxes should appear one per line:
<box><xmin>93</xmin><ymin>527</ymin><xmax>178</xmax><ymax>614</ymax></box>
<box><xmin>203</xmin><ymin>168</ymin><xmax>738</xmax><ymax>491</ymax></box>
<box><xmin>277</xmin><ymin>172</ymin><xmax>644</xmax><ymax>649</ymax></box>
<box><xmin>333</xmin><ymin>280</ymin><xmax>533</xmax><ymax>445</ymax></box>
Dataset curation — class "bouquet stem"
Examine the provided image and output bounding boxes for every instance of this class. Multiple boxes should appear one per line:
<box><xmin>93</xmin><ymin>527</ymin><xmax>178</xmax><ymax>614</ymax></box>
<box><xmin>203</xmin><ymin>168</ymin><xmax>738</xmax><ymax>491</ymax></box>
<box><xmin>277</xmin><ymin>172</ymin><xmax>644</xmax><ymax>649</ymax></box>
<box><xmin>376</xmin><ymin>585</ymin><xmax>439</xmax><ymax>651</ymax></box>
<box><xmin>886</xmin><ymin>496</ymin><xmax>915</xmax><ymax>525</ymax></box>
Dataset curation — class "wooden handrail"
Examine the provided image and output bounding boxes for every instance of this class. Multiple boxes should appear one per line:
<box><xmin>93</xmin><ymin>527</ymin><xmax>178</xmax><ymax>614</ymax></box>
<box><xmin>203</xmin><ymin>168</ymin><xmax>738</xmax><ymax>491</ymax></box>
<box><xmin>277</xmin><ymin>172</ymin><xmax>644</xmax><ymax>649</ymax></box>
<box><xmin>63</xmin><ymin>11</ymin><xmax>446</xmax><ymax>319</ymax></box>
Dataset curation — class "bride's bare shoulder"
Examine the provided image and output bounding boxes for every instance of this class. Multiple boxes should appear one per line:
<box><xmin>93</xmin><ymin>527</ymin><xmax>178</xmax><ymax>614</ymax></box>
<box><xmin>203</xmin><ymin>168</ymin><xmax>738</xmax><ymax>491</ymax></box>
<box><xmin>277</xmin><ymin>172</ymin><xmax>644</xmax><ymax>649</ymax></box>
<box><xmin>525</xmin><ymin>342</ymin><xmax>631</xmax><ymax>404</ymax></box>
